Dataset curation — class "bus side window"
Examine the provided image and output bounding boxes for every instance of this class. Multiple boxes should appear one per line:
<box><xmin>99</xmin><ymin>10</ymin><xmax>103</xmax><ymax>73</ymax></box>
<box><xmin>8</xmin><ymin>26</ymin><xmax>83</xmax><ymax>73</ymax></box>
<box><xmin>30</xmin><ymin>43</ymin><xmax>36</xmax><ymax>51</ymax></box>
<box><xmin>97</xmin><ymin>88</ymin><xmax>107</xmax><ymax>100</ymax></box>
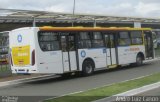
<box><xmin>78</xmin><ymin>32</ymin><xmax>91</xmax><ymax>49</ymax></box>
<box><xmin>68</xmin><ymin>35</ymin><xmax>75</xmax><ymax>51</ymax></box>
<box><xmin>104</xmin><ymin>35</ymin><xmax>110</xmax><ymax>47</ymax></box>
<box><xmin>110</xmin><ymin>35</ymin><xmax>115</xmax><ymax>48</ymax></box>
<box><xmin>130</xmin><ymin>31</ymin><xmax>143</xmax><ymax>45</ymax></box>
<box><xmin>104</xmin><ymin>34</ymin><xmax>114</xmax><ymax>48</ymax></box>
<box><xmin>61</xmin><ymin>36</ymin><xmax>67</xmax><ymax>52</ymax></box>
<box><xmin>118</xmin><ymin>32</ymin><xmax>131</xmax><ymax>46</ymax></box>
<box><xmin>40</xmin><ymin>42</ymin><xmax>47</xmax><ymax>51</ymax></box>
<box><xmin>38</xmin><ymin>32</ymin><xmax>60</xmax><ymax>51</ymax></box>
<box><xmin>92</xmin><ymin>32</ymin><xmax>104</xmax><ymax>48</ymax></box>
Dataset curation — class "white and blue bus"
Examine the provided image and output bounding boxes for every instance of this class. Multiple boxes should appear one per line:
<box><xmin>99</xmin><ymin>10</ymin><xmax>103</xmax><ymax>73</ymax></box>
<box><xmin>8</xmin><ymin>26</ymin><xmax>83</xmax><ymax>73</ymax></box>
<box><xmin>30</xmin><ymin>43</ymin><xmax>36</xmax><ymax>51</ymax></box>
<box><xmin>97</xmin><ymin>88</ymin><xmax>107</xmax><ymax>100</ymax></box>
<box><xmin>9</xmin><ymin>27</ymin><xmax>154</xmax><ymax>75</ymax></box>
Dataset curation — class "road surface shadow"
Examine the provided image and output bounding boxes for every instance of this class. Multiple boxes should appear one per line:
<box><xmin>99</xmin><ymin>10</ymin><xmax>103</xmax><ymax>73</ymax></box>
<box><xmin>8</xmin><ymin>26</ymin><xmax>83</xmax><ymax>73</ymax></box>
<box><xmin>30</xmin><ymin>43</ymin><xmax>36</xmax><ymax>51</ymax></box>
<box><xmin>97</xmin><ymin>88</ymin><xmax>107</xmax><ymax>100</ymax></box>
<box><xmin>24</xmin><ymin>62</ymin><xmax>154</xmax><ymax>85</ymax></box>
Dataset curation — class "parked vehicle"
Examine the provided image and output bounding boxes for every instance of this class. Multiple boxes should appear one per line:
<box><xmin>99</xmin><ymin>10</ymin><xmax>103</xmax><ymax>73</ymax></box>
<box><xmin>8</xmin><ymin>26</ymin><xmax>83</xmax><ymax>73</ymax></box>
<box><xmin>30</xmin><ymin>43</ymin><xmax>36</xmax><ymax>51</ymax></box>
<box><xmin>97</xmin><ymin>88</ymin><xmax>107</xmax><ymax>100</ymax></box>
<box><xmin>0</xmin><ymin>32</ymin><xmax>9</xmax><ymax>64</ymax></box>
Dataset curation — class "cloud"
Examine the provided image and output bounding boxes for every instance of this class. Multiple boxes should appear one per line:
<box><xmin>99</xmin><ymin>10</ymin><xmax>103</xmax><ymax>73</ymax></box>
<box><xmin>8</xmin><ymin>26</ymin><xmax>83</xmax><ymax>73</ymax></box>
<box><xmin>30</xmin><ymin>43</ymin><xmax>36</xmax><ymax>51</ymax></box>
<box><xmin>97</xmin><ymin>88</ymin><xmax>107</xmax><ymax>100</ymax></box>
<box><xmin>135</xmin><ymin>1</ymin><xmax>160</xmax><ymax>18</ymax></box>
<box><xmin>0</xmin><ymin>0</ymin><xmax>160</xmax><ymax>18</ymax></box>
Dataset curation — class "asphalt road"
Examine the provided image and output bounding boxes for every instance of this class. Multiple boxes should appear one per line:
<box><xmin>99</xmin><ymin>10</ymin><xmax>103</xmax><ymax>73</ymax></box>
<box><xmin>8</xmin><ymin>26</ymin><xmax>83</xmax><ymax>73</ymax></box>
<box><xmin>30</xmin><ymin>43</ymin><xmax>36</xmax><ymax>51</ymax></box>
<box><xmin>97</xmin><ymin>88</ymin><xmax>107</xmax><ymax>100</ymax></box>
<box><xmin>0</xmin><ymin>60</ymin><xmax>160</xmax><ymax>102</ymax></box>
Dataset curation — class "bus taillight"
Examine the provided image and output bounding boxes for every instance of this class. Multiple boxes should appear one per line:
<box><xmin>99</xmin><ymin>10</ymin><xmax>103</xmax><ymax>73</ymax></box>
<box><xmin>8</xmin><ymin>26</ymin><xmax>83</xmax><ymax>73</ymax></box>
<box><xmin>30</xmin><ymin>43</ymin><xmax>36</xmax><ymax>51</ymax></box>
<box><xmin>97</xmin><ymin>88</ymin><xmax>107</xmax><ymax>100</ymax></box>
<box><xmin>32</xmin><ymin>50</ymin><xmax>35</xmax><ymax>66</ymax></box>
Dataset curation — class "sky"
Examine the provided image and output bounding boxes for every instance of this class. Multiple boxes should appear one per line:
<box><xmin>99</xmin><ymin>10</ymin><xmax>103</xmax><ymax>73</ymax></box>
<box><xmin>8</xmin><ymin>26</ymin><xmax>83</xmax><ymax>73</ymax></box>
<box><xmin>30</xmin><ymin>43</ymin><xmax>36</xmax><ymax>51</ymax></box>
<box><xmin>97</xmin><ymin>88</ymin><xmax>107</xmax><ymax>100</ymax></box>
<box><xmin>0</xmin><ymin>0</ymin><xmax>160</xmax><ymax>18</ymax></box>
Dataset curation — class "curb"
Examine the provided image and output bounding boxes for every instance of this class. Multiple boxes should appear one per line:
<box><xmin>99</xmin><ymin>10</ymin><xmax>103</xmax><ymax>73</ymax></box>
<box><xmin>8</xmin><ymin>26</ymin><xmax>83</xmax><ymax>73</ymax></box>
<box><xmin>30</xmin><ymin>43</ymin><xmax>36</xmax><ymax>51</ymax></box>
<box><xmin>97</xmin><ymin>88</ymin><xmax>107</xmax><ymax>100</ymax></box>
<box><xmin>94</xmin><ymin>81</ymin><xmax>160</xmax><ymax>102</ymax></box>
<box><xmin>115</xmin><ymin>81</ymin><xmax>160</xmax><ymax>96</ymax></box>
<box><xmin>0</xmin><ymin>74</ymin><xmax>59</xmax><ymax>87</ymax></box>
<box><xmin>144</xmin><ymin>57</ymin><xmax>160</xmax><ymax>63</ymax></box>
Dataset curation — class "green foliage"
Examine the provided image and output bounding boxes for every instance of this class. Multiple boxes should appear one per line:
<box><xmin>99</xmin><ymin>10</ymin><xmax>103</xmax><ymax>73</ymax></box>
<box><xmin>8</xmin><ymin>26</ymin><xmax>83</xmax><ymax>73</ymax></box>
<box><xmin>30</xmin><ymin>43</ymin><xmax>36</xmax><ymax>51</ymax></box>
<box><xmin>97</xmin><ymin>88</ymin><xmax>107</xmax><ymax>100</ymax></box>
<box><xmin>45</xmin><ymin>73</ymin><xmax>160</xmax><ymax>102</ymax></box>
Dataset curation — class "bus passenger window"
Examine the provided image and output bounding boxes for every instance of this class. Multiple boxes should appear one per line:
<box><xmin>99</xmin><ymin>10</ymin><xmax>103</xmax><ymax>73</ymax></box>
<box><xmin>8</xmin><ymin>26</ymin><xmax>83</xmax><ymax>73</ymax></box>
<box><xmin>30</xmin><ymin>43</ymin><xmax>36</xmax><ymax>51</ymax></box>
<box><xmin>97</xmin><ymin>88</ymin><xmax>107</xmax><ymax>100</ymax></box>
<box><xmin>38</xmin><ymin>32</ymin><xmax>60</xmax><ymax>51</ymax></box>
<box><xmin>130</xmin><ymin>31</ymin><xmax>143</xmax><ymax>45</ymax></box>
<box><xmin>61</xmin><ymin>36</ymin><xmax>67</xmax><ymax>52</ymax></box>
<box><xmin>79</xmin><ymin>32</ymin><xmax>91</xmax><ymax>49</ymax></box>
<box><xmin>68</xmin><ymin>36</ymin><xmax>75</xmax><ymax>51</ymax></box>
<box><xmin>110</xmin><ymin>35</ymin><xmax>115</xmax><ymax>48</ymax></box>
<box><xmin>92</xmin><ymin>32</ymin><xmax>104</xmax><ymax>48</ymax></box>
<box><xmin>118</xmin><ymin>32</ymin><xmax>131</xmax><ymax>46</ymax></box>
<box><xmin>104</xmin><ymin>34</ymin><xmax>115</xmax><ymax>48</ymax></box>
<box><xmin>104</xmin><ymin>35</ymin><xmax>110</xmax><ymax>47</ymax></box>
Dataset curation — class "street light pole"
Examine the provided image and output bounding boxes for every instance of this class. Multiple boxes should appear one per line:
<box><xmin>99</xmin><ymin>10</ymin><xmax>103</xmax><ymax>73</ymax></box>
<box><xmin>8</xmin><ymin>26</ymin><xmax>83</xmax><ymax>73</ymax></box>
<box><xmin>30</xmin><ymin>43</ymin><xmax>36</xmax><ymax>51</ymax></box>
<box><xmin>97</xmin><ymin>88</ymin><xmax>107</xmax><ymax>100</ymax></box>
<box><xmin>33</xmin><ymin>17</ymin><xmax>36</xmax><ymax>27</ymax></box>
<box><xmin>72</xmin><ymin>0</ymin><xmax>76</xmax><ymax>27</ymax></box>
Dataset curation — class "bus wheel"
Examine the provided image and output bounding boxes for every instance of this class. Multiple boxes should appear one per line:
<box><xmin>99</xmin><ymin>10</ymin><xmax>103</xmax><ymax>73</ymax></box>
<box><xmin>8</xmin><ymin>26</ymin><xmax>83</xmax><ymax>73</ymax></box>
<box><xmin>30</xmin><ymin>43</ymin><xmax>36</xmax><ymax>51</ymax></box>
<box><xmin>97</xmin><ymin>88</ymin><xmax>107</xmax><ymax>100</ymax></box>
<box><xmin>136</xmin><ymin>55</ymin><xmax>143</xmax><ymax>66</ymax></box>
<box><xmin>82</xmin><ymin>60</ymin><xmax>94</xmax><ymax>76</ymax></box>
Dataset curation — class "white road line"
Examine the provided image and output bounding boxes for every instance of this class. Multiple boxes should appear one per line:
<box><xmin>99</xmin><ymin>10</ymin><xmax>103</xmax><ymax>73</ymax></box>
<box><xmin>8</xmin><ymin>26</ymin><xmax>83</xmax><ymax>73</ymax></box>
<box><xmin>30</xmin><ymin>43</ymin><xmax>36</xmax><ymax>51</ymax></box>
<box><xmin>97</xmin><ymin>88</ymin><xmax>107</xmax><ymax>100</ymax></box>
<box><xmin>95</xmin><ymin>82</ymin><xmax>160</xmax><ymax>102</ymax></box>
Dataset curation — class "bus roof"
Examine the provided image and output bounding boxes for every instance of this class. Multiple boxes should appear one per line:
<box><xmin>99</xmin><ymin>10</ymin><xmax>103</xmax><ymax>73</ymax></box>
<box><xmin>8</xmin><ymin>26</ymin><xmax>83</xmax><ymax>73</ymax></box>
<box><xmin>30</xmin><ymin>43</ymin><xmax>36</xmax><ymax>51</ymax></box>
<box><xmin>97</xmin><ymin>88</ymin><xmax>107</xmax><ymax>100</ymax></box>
<box><xmin>39</xmin><ymin>26</ymin><xmax>152</xmax><ymax>32</ymax></box>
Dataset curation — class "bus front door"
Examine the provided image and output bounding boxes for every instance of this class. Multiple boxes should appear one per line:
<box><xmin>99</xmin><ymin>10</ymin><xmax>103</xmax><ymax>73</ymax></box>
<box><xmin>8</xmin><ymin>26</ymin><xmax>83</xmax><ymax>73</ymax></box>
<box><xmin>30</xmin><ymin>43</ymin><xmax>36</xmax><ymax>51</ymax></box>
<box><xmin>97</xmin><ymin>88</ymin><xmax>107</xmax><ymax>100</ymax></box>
<box><xmin>144</xmin><ymin>31</ymin><xmax>154</xmax><ymax>58</ymax></box>
<box><xmin>61</xmin><ymin>34</ymin><xmax>77</xmax><ymax>72</ymax></box>
<box><xmin>104</xmin><ymin>33</ymin><xmax>117</xmax><ymax>67</ymax></box>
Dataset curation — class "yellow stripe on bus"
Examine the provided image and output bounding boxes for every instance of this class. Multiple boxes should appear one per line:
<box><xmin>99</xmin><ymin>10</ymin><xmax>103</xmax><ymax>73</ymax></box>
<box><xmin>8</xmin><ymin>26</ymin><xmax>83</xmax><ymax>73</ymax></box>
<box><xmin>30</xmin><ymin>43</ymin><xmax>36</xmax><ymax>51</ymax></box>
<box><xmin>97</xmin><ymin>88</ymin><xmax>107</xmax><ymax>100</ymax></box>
<box><xmin>39</xmin><ymin>26</ymin><xmax>152</xmax><ymax>31</ymax></box>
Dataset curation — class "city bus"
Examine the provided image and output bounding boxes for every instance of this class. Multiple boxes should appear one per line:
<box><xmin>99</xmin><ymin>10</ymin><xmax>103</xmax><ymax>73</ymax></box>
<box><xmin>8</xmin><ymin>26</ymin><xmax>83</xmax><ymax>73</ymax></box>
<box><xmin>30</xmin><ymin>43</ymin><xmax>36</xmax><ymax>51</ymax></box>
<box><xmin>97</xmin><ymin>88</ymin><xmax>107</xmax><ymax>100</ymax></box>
<box><xmin>9</xmin><ymin>27</ymin><xmax>154</xmax><ymax>75</ymax></box>
<box><xmin>0</xmin><ymin>31</ymin><xmax>9</xmax><ymax>64</ymax></box>
<box><xmin>152</xmin><ymin>29</ymin><xmax>160</xmax><ymax>49</ymax></box>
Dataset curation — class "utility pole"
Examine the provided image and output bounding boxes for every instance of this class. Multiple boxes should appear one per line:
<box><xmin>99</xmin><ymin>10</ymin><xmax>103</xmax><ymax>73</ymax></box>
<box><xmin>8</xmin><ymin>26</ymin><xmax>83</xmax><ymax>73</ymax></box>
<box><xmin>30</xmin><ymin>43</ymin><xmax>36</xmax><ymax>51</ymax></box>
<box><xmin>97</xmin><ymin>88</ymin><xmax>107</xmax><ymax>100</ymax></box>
<box><xmin>33</xmin><ymin>17</ymin><xmax>36</xmax><ymax>27</ymax></box>
<box><xmin>94</xmin><ymin>19</ymin><xmax>97</xmax><ymax>27</ymax></box>
<box><xmin>72</xmin><ymin>0</ymin><xmax>76</xmax><ymax>27</ymax></box>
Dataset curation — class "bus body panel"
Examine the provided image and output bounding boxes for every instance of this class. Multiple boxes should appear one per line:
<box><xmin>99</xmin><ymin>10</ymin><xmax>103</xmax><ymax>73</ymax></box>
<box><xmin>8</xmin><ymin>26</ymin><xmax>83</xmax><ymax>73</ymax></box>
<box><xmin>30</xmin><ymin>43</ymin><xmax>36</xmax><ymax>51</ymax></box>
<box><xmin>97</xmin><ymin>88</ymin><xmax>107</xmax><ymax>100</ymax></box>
<box><xmin>36</xmin><ymin>50</ymin><xmax>63</xmax><ymax>73</ymax></box>
<box><xmin>69</xmin><ymin>51</ymin><xmax>77</xmax><ymax>71</ymax></box>
<box><xmin>62</xmin><ymin>52</ymin><xmax>70</xmax><ymax>72</ymax></box>
<box><xmin>10</xmin><ymin>27</ymin><xmax>38</xmax><ymax>73</ymax></box>
<box><xmin>106</xmin><ymin>48</ymin><xmax>117</xmax><ymax>66</ymax></box>
<box><xmin>118</xmin><ymin>45</ymin><xmax>145</xmax><ymax>64</ymax></box>
<box><xmin>78</xmin><ymin>48</ymin><xmax>107</xmax><ymax>71</ymax></box>
<box><xmin>33</xmin><ymin>28</ymin><xmax>64</xmax><ymax>74</ymax></box>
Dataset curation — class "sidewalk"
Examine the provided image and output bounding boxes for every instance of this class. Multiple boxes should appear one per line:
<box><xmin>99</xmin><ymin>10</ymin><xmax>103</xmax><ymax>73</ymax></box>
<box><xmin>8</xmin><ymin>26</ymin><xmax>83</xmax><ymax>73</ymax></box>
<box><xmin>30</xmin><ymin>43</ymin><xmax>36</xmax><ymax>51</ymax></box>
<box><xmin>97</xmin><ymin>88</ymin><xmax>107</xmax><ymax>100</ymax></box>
<box><xmin>0</xmin><ymin>74</ymin><xmax>58</xmax><ymax>87</ymax></box>
<box><xmin>0</xmin><ymin>74</ymin><xmax>42</xmax><ymax>82</ymax></box>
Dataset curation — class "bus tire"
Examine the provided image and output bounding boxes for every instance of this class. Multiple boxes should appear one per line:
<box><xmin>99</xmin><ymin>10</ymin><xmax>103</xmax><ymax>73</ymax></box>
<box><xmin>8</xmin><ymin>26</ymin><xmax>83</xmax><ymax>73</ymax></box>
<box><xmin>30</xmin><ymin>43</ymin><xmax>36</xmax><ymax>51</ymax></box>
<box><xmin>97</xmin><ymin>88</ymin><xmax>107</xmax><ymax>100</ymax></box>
<box><xmin>135</xmin><ymin>54</ymin><xmax>143</xmax><ymax>66</ymax></box>
<box><xmin>82</xmin><ymin>60</ymin><xmax>94</xmax><ymax>76</ymax></box>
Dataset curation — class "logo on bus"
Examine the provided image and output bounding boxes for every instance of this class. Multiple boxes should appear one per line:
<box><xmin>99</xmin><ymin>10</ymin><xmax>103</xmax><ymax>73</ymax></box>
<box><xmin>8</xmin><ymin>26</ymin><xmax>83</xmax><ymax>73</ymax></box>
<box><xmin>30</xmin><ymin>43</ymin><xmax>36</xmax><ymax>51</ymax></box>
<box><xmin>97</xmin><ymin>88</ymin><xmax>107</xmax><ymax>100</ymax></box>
<box><xmin>81</xmin><ymin>50</ymin><xmax>86</xmax><ymax>58</ymax></box>
<box><xmin>17</xmin><ymin>34</ymin><xmax>22</xmax><ymax>43</ymax></box>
